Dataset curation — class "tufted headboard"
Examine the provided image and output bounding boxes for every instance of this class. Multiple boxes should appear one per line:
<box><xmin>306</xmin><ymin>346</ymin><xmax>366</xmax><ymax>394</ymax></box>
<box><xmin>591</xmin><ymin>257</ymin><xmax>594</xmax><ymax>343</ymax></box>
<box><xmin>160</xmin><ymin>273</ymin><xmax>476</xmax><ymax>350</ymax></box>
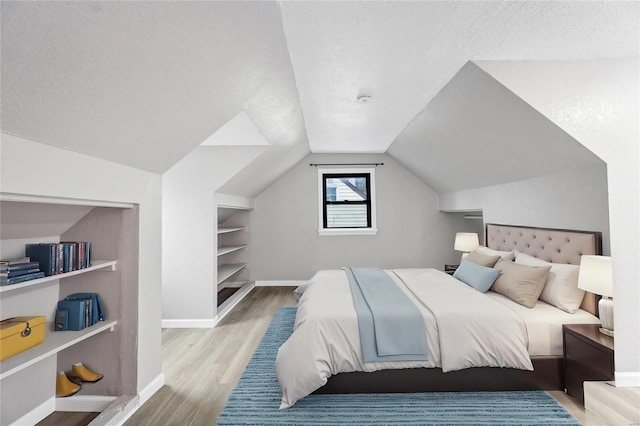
<box><xmin>485</xmin><ymin>223</ymin><xmax>602</xmax><ymax>315</ymax></box>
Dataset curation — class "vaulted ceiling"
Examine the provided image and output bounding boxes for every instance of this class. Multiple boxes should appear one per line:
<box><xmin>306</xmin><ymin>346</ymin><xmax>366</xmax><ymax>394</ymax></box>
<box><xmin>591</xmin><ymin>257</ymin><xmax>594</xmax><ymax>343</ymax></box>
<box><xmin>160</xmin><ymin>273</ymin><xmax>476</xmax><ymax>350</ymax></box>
<box><xmin>1</xmin><ymin>1</ymin><xmax>637</xmax><ymax>196</ymax></box>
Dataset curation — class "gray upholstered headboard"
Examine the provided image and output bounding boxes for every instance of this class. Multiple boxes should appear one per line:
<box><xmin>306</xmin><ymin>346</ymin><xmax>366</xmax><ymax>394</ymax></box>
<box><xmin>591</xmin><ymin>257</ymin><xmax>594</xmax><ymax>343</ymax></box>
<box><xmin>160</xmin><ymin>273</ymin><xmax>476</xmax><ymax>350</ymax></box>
<box><xmin>485</xmin><ymin>223</ymin><xmax>603</xmax><ymax>315</ymax></box>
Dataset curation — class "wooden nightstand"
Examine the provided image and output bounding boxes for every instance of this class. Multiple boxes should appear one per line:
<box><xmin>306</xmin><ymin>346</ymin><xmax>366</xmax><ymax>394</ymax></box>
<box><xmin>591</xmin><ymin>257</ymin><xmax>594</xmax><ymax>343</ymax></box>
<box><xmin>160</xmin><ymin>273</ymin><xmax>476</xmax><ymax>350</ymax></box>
<box><xmin>444</xmin><ymin>264</ymin><xmax>459</xmax><ymax>275</ymax></box>
<box><xmin>562</xmin><ymin>323</ymin><xmax>614</xmax><ymax>405</ymax></box>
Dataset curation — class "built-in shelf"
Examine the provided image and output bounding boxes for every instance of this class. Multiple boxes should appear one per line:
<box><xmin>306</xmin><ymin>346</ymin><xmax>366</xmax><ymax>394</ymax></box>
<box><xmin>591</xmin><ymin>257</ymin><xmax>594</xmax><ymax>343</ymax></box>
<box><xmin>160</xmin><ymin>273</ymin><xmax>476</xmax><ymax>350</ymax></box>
<box><xmin>217</xmin><ymin>245</ymin><xmax>247</xmax><ymax>257</ymax></box>
<box><xmin>217</xmin><ymin>227</ymin><xmax>245</xmax><ymax>234</ymax></box>
<box><xmin>217</xmin><ymin>263</ymin><xmax>247</xmax><ymax>285</ymax></box>
<box><xmin>0</xmin><ymin>260</ymin><xmax>117</xmax><ymax>294</ymax></box>
<box><xmin>0</xmin><ymin>320</ymin><xmax>118</xmax><ymax>380</ymax></box>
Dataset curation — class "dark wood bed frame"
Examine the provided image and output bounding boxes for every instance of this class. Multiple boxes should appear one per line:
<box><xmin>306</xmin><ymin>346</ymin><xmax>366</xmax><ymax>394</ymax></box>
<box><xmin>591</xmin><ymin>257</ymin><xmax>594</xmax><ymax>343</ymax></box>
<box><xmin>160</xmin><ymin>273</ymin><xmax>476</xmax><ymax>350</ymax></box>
<box><xmin>313</xmin><ymin>223</ymin><xmax>603</xmax><ymax>395</ymax></box>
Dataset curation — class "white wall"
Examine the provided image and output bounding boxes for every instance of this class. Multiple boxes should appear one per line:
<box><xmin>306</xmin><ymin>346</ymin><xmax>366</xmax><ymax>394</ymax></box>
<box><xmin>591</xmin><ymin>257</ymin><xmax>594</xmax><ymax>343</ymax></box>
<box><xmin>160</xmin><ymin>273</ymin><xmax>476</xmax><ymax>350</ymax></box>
<box><xmin>475</xmin><ymin>59</ymin><xmax>639</xmax><ymax>386</ymax></box>
<box><xmin>0</xmin><ymin>133</ymin><xmax>163</xmax><ymax>399</ymax></box>
<box><xmin>162</xmin><ymin>146</ymin><xmax>263</xmax><ymax>323</ymax></box>
<box><xmin>440</xmin><ymin>165</ymin><xmax>610</xmax><ymax>254</ymax></box>
<box><xmin>249</xmin><ymin>153</ymin><xmax>471</xmax><ymax>281</ymax></box>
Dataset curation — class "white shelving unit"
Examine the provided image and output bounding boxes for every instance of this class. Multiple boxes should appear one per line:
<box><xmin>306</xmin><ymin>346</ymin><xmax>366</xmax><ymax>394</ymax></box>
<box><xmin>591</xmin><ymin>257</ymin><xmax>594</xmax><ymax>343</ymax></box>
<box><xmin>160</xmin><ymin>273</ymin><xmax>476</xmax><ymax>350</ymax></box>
<box><xmin>217</xmin><ymin>245</ymin><xmax>247</xmax><ymax>257</ymax></box>
<box><xmin>216</xmin><ymin>206</ymin><xmax>251</xmax><ymax>313</ymax></box>
<box><xmin>0</xmin><ymin>197</ymin><xmax>138</xmax><ymax>425</ymax></box>
<box><xmin>0</xmin><ymin>260</ymin><xmax>116</xmax><ymax>294</ymax></box>
<box><xmin>217</xmin><ymin>263</ymin><xmax>247</xmax><ymax>286</ymax></box>
<box><xmin>0</xmin><ymin>319</ymin><xmax>117</xmax><ymax>380</ymax></box>
<box><xmin>218</xmin><ymin>227</ymin><xmax>246</xmax><ymax>234</ymax></box>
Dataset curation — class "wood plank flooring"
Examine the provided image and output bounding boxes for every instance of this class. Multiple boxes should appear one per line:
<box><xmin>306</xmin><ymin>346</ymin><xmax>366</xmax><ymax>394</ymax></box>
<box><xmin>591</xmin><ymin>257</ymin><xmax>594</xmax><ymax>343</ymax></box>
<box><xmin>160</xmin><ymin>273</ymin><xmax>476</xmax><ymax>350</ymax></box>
<box><xmin>124</xmin><ymin>286</ymin><xmax>297</xmax><ymax>425</ymax></box>
<box><xmin>36</xmin><ymin>411</ymin><xmax>99</xmax><ymax>426</ymax></box>
<box><xmin>42</xmin><ymin>286</ymin><xmax>587</xmax><ymax>425</ymax></box>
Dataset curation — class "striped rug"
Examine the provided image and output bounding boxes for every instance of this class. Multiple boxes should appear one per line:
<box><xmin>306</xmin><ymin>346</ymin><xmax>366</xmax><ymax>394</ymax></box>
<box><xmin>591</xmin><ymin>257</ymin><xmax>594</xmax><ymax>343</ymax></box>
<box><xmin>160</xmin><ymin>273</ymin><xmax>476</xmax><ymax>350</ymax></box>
<box><xmin>217</xmin><ymin>307</ymin><xmax>580</xmax><ymax>425</ymax></box>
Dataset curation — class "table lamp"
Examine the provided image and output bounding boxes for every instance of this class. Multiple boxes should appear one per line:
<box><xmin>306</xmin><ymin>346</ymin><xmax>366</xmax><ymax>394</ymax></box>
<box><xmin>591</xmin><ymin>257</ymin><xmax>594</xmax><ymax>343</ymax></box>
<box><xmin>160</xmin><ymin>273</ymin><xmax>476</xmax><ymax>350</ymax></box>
<box><xmin>454</xmin><ymin>232</ymin><xmax>479</xmax><ymax>263</ymax></box>
<box><xmin>577</xmin><ymin>255</ymin><xmax>614</xmax><ymax>337</ymax></box>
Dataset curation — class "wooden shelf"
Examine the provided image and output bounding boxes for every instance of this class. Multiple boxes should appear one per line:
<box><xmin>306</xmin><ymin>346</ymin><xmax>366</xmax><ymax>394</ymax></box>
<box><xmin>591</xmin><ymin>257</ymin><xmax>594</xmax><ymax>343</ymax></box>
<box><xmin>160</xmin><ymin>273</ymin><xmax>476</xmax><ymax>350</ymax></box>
<box><xmin>0</xmin><ymin>320</ymin><xmax>117</xmax><ymax>380</ymax></box>
<box><xmin>217</xmin><ymin>263</ymin><xmax>247</xmax><ymax>285</ymax></box>
<box><xmin>0</xmin><ymin>261</ymin><xmax>117</xmax><ymax>294</ymax></box>
<box><xmin>217</xmin><ymin>227</ymin><xmax>245</xmax><ymax>234</ymax></box>
<box><xmin>217</xmin><ymin>245</ymin><xmax>247</xmax><ymax>257</ymax></box>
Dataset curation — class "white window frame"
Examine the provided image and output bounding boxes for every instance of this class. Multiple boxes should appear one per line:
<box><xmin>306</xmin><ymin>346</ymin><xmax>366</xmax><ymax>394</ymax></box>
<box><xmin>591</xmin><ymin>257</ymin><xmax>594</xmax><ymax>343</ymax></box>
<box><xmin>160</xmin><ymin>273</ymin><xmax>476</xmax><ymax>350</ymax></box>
<box><xmin>317</xmin><ymin>167</ymin><xmax>377</xmax><ymax>236</ymax></box>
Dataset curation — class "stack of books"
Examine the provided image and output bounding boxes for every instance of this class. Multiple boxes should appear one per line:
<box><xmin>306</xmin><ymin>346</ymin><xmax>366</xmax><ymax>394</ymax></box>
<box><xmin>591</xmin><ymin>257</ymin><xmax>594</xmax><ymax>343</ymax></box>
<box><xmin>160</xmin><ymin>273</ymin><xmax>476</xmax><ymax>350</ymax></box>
<box><xmin>56</xmin><ymin>293</ymin><xmax>104</xmax><ymax>331</ymax></box>
<box><xmin>0</xmin><ymin>258</ymin><xmax>45</xmax><ymax>286</ymax></box>
<box><xmin>25</xmin><ymin>242</ymin><xmax>92</xmax><ymax>277</ymax></box>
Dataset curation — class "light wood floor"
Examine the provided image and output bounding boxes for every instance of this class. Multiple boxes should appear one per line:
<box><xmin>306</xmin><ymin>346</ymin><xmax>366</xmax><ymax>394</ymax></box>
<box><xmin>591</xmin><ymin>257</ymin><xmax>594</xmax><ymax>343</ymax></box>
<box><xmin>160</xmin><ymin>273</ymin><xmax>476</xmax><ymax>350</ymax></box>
<box><xmin>124</xmin><ymin>286</ymin><xmax>297</xmax><ymax>425</ymax></box>
<box><xmin>43</xmin><ymin>286</ymin><xmax>587</xmax><ymax>425</ymax></box>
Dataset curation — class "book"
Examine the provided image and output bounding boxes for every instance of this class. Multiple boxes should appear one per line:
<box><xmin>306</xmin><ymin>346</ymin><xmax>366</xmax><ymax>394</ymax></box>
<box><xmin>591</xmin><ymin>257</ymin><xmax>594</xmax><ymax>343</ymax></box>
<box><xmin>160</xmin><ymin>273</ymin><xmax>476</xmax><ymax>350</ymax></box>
<box><xmin>60</xmin><ymin>241</ymin><xmax>92</xmax><ymax>270</ymax></box>
<box><xmin>24</xmin><ymin>242</ymin><xmax>92</xmax><ymax>276</ymax></box>
<box><xmin>25</xmin><ymin>244</ymin><xmax>57</xmax><ymax>276</ymax></box>
<box><xmin>0</xmin><ymin>257</ymin><xmax>31</xmax><ymax>266</ymax></box>
<box><xmin>65</xmin><ymin>293</ymin><xmax>104</xmax><ymax>325</ymax></box>
<box><xmin>55</xmin><ymin>244</ymin><xmax>64</xmax><ymax>274</ymax></box>
<box><xmin>0</xmin><ymin>267</ymin><xmax>41</xmax><ymax>278</ymax></box>
<box><xmin>86</xmin><ymin>242</ymin><xmax>92</xmax><ymax>268</ymax></box>
<box><xmin>79</xmin><ymin>242</ymin><xmax>87</xmax><ymax>269</ymax></box>
<box><xmin>0</xmin><ymin>271</ymin><xmax>46</xmax><ymax>285</ymax></box>
<box><xmin>0</xmin><ymin>261</ymin><xmax>39</xmax><ymax>272</ymax></box>
<box><xmin>61</xmin><ymin>243</ymin><xmax>74</xmax><ymax>273</ymax></box>
<box><xmin>56</xmin><ymin>299</ymin><xmax>87</xmax><ymax>331</ymax></box>
<box><xmin>55</xmin><ymin>308</ymin><xmax>69</xmax><ymax>331</ymax></box>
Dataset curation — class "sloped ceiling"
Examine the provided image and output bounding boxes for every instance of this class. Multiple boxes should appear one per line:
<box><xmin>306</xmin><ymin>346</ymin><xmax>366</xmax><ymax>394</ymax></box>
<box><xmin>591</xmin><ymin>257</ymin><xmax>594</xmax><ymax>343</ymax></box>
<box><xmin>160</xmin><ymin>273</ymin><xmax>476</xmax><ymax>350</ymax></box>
<box><xmin>0</xmin><ymin>201</ymin><xmax>94</xmax><ymax>240</ymax></box>
<box><xmin>387</xmin><ymin>62</ymin><xmax>603</xmax><ymax>194</ymax></box>
<box><xmin>0</xmin><ymin>1</ymin><xmax>308</xmax><ymax>174</ymax></box>
<box><xmin>1</xmin><ymin>1</ymin><xmax>638</xmax><ymax>196</ymax></box>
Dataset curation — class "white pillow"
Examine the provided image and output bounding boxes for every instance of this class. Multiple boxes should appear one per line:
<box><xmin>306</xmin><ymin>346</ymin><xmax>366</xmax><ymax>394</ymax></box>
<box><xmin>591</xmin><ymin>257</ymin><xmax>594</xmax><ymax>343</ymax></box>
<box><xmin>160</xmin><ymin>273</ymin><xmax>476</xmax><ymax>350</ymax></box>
<box><xmin>514</xmin><ymin>252</ymin><xmax>584</xmax><ymax>313</ymax></box>
<box><xmin>476</xmin><ymin>246</ymin><xmax>515</xmax><ymax>261</ymax></box>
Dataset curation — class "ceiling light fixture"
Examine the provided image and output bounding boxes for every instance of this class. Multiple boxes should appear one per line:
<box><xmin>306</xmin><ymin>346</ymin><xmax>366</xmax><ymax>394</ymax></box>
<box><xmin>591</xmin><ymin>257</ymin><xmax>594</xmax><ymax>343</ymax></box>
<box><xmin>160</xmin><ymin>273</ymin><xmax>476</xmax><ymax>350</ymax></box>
<box><xmin>357</xmin><ymin>95</ymin><xmax>372</xmax><ymax>104</ymax></box>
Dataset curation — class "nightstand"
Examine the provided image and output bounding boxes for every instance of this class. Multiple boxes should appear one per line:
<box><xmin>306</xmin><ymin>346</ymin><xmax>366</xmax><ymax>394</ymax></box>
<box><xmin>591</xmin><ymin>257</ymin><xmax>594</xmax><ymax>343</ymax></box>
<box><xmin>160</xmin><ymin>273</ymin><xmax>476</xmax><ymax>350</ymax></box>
<box><xmin>444</xmin><ymin>264</ymin><xmax>459</xmax><ymax>275</ymax></box>
<box><xmin>562</xmin><ymin>323</ymin><xmax>614</xmax><ymax>405</ymax></box>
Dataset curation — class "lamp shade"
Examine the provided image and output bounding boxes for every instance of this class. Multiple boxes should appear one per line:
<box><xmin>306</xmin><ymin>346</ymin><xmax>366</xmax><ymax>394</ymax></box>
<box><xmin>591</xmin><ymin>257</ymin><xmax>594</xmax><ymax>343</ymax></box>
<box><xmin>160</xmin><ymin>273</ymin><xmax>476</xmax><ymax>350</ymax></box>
<box><xmin>454</xmin><ymin>232</ymin><xmax>479</xmax><ymax>252</ymax></box>
<box><xmin>578</xmin><ymin>255</ymin><xmax>613</xmax><ymax>297</ymax></box>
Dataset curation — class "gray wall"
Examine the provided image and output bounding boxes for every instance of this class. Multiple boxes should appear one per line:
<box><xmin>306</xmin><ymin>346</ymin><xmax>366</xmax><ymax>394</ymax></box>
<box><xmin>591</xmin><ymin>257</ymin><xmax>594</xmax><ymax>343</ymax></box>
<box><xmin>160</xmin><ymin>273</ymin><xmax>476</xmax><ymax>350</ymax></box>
<box><xmin>249</xmin><ymin>153</ymin><xmax>472</xmax><ymax>281</ymax></box>
<box><xmin>439</xmin><ymin>164</ymin><xmax>610</xmax><ymax>254</ymax></box>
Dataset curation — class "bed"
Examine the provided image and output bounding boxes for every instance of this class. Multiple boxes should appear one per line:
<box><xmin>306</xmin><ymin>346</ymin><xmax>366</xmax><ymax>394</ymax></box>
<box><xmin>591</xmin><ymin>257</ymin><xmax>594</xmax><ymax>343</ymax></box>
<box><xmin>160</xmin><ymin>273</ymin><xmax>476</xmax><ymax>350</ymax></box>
<box><xmin>275</xmin><ymin>224</ymin><xmax>603</xmax><ymax>409</ymax></box>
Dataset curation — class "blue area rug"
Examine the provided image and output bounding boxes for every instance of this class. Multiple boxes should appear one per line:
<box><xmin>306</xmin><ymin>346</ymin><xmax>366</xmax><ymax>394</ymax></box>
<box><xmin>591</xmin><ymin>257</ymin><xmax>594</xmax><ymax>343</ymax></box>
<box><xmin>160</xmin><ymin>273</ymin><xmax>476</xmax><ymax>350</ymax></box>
<box><xmin>217</xmin><ymin>307</ymin><xmax>580</xmax><ymax>425</ymax></box>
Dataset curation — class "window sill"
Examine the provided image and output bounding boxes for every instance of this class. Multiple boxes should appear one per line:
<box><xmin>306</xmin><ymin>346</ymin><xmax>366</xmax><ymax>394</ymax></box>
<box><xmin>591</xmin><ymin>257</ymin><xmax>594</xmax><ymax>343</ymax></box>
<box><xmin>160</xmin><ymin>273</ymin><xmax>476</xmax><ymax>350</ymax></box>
<box><xmin>318</xmin><ymin>228</ymin><xmax>378</xmax><ymax>236</ymax></box>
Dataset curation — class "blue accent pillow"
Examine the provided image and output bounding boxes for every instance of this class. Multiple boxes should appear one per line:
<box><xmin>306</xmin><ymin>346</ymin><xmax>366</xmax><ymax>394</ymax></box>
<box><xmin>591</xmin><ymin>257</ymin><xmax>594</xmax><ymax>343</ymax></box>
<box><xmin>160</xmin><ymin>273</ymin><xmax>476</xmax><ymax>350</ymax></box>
<box><xmin>453</xmin><ymin>260</ymin><xmax>501</xmax><ymax>293</ymax></box>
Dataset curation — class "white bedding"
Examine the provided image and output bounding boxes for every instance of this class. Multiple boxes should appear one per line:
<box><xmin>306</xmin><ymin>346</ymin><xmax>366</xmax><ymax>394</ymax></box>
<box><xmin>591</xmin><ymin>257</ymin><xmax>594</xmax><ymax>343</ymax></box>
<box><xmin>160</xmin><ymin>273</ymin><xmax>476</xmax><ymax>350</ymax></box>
<box><xmin>485</xmin><ymin>291</ymin><xmax>600</xmax><ymax>356</ymax></box>
<box><xmin>276</xmin><ymin>268</ymin><xmax>539</xmax><ymax>409</ymax></box>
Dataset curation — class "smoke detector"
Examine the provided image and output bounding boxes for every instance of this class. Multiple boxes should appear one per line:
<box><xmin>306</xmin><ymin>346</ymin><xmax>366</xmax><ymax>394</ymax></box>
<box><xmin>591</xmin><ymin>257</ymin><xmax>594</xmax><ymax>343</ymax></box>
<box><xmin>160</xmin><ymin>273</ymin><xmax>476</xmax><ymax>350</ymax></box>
<box><xmin>357</xmin><ymin>95</ymin><xmax>372</xmax><ymax>104</ymax></box>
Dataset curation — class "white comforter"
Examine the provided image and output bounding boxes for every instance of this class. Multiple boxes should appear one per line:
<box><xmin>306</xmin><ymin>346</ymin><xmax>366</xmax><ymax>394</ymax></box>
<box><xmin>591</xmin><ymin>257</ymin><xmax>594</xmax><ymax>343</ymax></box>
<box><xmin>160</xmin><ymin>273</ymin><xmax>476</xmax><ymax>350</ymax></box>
<box><xmin>275</xmin><ymin>268</ymin><xmax>533</xmax><ymax>409</ymax></box>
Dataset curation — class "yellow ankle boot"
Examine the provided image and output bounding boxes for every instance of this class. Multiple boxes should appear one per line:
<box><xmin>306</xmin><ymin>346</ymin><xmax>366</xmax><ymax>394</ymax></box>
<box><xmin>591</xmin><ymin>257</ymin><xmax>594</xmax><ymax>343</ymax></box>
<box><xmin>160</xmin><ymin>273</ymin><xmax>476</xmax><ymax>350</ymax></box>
<box><xmin>70</xmin><ymin>362</ymin><xmax>103</xmax><ymax>383</ymax></box>
<box><xmin>56</xmin><ymin>371</ymin><xmax>81</xmax><ymax>397</ymax></box>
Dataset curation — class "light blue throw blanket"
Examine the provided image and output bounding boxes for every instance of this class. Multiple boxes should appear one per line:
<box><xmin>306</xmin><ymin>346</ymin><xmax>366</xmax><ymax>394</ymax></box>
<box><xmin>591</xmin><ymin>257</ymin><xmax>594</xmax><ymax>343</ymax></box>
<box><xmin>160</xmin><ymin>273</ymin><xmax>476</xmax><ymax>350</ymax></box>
<box><xmin>344</xmin><ymin>267</ymin><xmax>428</xmax><ymax>363</ymax></box>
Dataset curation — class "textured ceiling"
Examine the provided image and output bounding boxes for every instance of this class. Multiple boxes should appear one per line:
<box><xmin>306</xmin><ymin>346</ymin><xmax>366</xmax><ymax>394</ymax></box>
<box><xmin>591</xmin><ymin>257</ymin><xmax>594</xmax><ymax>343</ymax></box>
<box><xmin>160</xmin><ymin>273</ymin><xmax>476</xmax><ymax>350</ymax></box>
<box><xmin>281</xmin><ymin>1</ymin><xmax>638</xmax><ymax>154</ymax></box>
<box><xmin>1</xmin><ymin>1</ymin><xmax>638</xmax><ymax>195</ymax></box>
<box><xmin>1</xmin><ymin>1</ymin><xmax>307</xmax><ymax>174</ymax></box>
<box><xmin>387</xmin><ymin>62</ymin><xmax>603</xmax><ymax>193</ymax></box>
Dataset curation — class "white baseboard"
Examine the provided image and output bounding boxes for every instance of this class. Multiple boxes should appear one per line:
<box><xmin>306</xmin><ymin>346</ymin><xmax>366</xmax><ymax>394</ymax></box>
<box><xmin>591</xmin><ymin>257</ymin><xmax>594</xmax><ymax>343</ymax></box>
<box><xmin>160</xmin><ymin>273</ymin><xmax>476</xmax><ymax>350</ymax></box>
<box><xmin>56</xmin><ymin>395</ymin><xmax>117</xmax><ymax>412</ymax></box>
<box><xmin>10</xmin><ymin>396</ymin><xmax>55</xmax><ymax>426</ymax></box>
<box><xmin>161</xmin><ymin>317</ymin><xmax>217</xmax><ymax>328</ymax></box>
<box><xmin>615</xmin><ymin>371</ymin><xmax>640</xmax><ymax>386</ymax></box>
<box><xmin>161</xmin><ymin>282</ymin><xmax>258</xmax><ymax>328</ymax></box>
<box><xmin>90</xmin><ymin>372</ymin><xmax>164</xmax><ymax>426</ymax></box>
<box><xmin>138</xmin><ymin>372</ymin><xmax>165</xmax><ymax>405</ymax></box>
<box><xmin>90</xmin><ymin>395</ymin><xmax>138</xmax><ymax>426</ymax></box>
<box><xmin>255</xmin><ymin>280</ymin><xmax>302</xmax><ymax>287</ymax></box>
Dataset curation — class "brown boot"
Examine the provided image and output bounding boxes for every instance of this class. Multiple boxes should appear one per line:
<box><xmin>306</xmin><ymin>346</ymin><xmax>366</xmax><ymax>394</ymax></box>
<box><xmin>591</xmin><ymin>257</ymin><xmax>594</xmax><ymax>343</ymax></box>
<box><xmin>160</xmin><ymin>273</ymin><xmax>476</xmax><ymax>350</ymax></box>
<box><xmin>56</xmin><ymin>371</ymin><xmax>81</xmax><ymax>397</ymax></box>
<box><xmin>70</xmin><ymin>362</ymin><xmax>103</xmax><ymax>383</ymax></box>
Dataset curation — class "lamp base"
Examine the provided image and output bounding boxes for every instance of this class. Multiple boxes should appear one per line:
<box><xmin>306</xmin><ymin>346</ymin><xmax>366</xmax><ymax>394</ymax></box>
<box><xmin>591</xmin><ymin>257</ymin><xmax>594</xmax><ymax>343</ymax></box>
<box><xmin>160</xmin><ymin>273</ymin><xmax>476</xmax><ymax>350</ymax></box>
<box><xmin>598</xmin><ymin>297</ymin><xmax>614</xmax><ymax>337</ymax></box>
<box><xmin>599</xmin><ymin>327</ymin><xmax>614</xmax><ymax>337</ymax></box>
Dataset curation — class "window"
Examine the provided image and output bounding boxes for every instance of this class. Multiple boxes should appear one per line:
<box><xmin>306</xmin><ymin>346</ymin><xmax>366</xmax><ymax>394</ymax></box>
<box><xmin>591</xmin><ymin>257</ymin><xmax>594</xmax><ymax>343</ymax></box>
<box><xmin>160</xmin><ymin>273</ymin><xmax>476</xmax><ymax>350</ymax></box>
<box><xmin>318</xmin><ymin>168</ymin><xmax>377</xmax><ymax>235</ymax></box>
